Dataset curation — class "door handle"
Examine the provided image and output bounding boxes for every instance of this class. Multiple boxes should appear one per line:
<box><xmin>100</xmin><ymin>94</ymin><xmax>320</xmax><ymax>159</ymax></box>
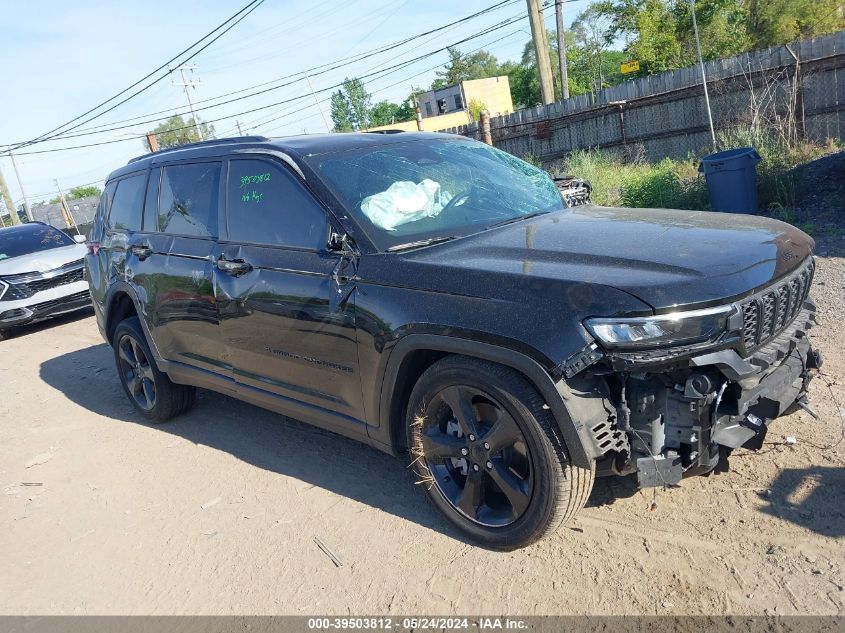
<box><xmin>217</xmin><ymin>257</ymin><xmax>252</xmax><ymax>276</ymax></box>
<box><xmin>130</xmin><ymin>244</ymin><xmax>152</xmax><ymax>260</ymax></box>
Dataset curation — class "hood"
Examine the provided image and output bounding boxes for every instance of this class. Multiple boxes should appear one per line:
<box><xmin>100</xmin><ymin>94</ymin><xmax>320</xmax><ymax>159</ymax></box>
<box><xmin>0</xmin><ymin>243</ymin><xmax>87</xmax><ymax>276</ymax></box>
<box><xmin>388</xmin><ymin>206</ymin><xmax>814</xmax><ymax>312</ymax></box>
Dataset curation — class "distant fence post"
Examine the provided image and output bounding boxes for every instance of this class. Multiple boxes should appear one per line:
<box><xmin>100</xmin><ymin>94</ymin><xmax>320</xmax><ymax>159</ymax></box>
<box><xmin>614</xmin><ymin>102</ymin><xmax>628</xmax><ymax>162</ymax></box>
<box><xmin>785</xmin><ymin>44</ymin><xmax>805</xmax><ymax>143</ymax></box>
<box><xmin>480</xmin><ymin>110</ymin><xmax>492</xmax><ymax>145</ymax></box>
<box><xmin>415</xmin><ymin>102</ymin><xmax>424</xmax><ymax>131</ymax></box>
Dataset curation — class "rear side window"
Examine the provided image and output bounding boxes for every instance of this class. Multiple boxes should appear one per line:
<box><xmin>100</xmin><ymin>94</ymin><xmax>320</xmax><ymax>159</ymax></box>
<box><xmin>158</xmin><ymin>162</ymin><xmax>220</xmax><ymax>237</ymax></box>
<box><xmin>91</xmin><ymin>181</ymin><xmax>117</xmax><ymax>241</ymax></box>
<box><xmin>108</xmin><ymin>173</ymin><xmax>146</xmax><ymax>231</ymax></box>
<box><xmin>226</xmin><ymin>158</ymin><xmax>327</xmax><ymax>249</ymax></box>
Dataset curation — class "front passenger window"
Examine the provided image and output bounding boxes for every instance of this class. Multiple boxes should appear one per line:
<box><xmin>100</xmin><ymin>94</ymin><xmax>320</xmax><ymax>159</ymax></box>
<box><xmin>227</xmin><ymin>159</ymin><xmax>328</xmax><ymax>249</ymax></box>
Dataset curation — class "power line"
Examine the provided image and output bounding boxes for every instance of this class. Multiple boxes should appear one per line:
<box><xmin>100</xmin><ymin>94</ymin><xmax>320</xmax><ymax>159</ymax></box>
<box><xmin>3</xmin><ymin>0</ymin><xmax>521</xmax><ymax>146</ymax></box>
<box><xmin>6</xmin><ymin>2</ymin><xmax>560</xmax><ymax>157</ymax></box>
<box><xmin>8</xmin><ymin>0</ymin><xmax>265</xmax><ymax>152</ymax></box>
<box><xmin>6</xmin><ymin>12</ymin><xmax>529</xmax><ymax>156</ymax></box>
<box><xmin>253</xmin><ymin>28</ymin><xmax>525</xmax><ymax>136</ymax></box>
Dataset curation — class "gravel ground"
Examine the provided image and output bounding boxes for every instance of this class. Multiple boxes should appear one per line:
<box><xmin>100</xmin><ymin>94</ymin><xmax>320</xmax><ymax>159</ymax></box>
<box><xmin>0</xmin><ymin>242</ymin><xmax>843</xmax><ymax>616</ymax></box>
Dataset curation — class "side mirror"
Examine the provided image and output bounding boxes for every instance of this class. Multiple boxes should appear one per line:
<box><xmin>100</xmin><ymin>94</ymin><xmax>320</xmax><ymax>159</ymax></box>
<box><xmin>328</xmin><ymin>232</ymin><xmax>352</xmax><ymax>253</ymax></box>
<box><xmin>73</xmin><ymin>234</ymin><xmax>86</xmax><ymax>244</ymax></box>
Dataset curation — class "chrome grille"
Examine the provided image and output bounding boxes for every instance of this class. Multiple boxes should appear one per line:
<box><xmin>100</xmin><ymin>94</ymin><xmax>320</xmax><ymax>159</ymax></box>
<box><xmin>739</xmin><ymin>258</ymin><xmax>814</xmax><ymax>353</ymax></box>
<box><xmin>0</xmin><ymin>259</ymin><xmax>84</xmax><ymax>300</ymax></box>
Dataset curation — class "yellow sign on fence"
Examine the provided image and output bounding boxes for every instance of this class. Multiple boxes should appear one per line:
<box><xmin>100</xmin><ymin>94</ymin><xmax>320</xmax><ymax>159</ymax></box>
<box><xmin>620</xmin><ymin>60</ymin><xmax>640</xmax><ymax>74</ymax></box>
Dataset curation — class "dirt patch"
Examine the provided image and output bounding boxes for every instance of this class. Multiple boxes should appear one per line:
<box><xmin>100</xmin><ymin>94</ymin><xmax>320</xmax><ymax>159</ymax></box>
<box><xmin>794</xmin><ymin>151</ymin><xmax>845</xmax><ymax>232</ymax></box>
<box><xmin>1</xmin><ymin>258</ymin><xmax>843</xmax><ymax>615</ymax></box>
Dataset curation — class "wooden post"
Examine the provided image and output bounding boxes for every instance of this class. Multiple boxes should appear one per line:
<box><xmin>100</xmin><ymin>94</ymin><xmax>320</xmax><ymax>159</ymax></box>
<box><xmin>415</xmin><ymin>102</ymin><xmax>424</xmax><ymax>131</ymax></box>
<box><xmin>526</xmin><ymin>0</ymin><xmax>555</xmax><ymax>105</ymax></box>
<box><xmin>480</xmin><ymin>110</ymin><xmax>493</xmax><ymax>145</ymax></box>
<box><xmin>146</xmin><ymin>132</ymin><xmax>160</xmax><ymax>152</ymax></box>
<box><xmin>555</xmin><ymin>0</ymin><xmax>569</xmax><ymax>100</ymax></box>
<box><xmin>0</xmin><ymin>167</ymin><xmax>20</xmax><ymax>225</ymax></box>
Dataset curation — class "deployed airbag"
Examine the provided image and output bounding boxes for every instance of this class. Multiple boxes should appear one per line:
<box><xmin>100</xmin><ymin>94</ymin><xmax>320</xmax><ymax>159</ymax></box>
<box><xmin>361</xmin><ymin>179</ymin><xmax>452</xmax><ymax>231</ymax></box>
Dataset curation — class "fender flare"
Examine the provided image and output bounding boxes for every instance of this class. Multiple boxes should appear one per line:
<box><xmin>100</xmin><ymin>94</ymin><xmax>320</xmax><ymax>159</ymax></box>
<box><xmin>378</xmin><ymin>334</ymin><xmax>594</xmax><ymax>469</ymax></box>
<box><xmin>103</xmin><ymin>282</ymin><xmax>167</xmax><ymax>366</ymax></box>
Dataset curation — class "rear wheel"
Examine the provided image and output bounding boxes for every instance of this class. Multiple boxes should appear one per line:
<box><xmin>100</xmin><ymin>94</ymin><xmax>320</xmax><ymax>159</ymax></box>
<box><xmin>406</xmin><ymin>356</ymin><xmax>594</xmax><ymax>550</ymax></box>
<box><xmin>112</xmin><ymin>317</ymin><xmax>195</xmax><ymax>422</ymax></box>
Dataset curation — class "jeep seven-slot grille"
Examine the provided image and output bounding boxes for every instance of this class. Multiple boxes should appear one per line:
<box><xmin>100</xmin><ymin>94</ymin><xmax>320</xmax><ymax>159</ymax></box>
<box><xmin>0</xmin><ymin>259</ymin><xmax>84</xmax><ymax>300</ymax></box>
<box><xmin>739</xmin><ymin>258</ymin><xmax>814</xmax><ymax>353</ymax></box>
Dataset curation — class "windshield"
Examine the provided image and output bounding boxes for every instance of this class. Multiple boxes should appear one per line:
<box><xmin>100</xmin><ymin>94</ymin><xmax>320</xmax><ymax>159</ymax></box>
<box><xmin>0</xmin><ymin>224</ymin><xmax>75</xmax><ymax>261</ymax></box>
<box><xmin>309</xmin><ymin>138</ymin><xmax>565</xmax><ymax>250</ymax></box>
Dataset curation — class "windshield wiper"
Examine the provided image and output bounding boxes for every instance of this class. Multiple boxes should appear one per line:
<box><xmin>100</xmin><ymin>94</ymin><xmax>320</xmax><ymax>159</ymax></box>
<box><xmin>387</xmin><ymin>236</ymin><xmax>457</xmax><ymax>252</ymax></box>
<box><xmin>488</xmin><ymin>211</ymin><xmax>550</xmax><ymax>229</ymax></box>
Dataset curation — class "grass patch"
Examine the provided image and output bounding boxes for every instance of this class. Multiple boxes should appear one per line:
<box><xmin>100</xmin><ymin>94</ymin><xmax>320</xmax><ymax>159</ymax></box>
<box><xmin>551</xmin><ymin>150</ymin><xmax>708</xmax><ymax>210</ymax></box>
<box><xmin>547</xmin><ymin>132</ymin><xmax>839</xmax><ymax>220</ymax></box>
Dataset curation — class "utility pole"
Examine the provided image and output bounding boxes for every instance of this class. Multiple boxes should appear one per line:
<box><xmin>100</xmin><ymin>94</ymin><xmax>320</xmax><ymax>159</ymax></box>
<box><xmin>54</xmin><ymin>179</ymin><xmax>79</xmax><ymax>235</ymax></box>
<box><xmin>145</xmin><ymin>132</ymin><xmax>160</xmax><ymax>152</ymax></box>
<box><xmin>0</xmin><ymin>166</ymin><xmax>20</xmax><ymax>225</ymax></box>
<box><xmin>236</xmin><ymin>120</ymin><xmax>244</xmax><ymax>136</ymax></box>
<box><xmin>305</xmin><ymin>72</ymin><xmax>331</xmax><ymax>133</ymax></box>
<box><xmin>555</xmin><ymin>0</ymin><xmax>570</xmax><ymax>100</ymax></box>
<box><xmin>688</xmin><ymin>0</ymin><xmax>716</xmax><ymax>150</ymax></box>
<box><xmin>170</xmin><ymin>64</ymin><xmax>204</xmax><ymax>141</ymax></box>
<box><xmin>526</xmin><ymin>0</ymin><xmax>555</xmax><ymax>105</ymax></box>
<box><xmin>8</xmin><ymin>151</ymin><xmax>33</xmax><ymax>221</ymax></box>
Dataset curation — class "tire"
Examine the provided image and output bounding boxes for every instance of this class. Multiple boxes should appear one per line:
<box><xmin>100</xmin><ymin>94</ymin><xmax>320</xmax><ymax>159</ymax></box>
<box><xmin>406</xmin><ymin>356</ymin><xmax>594</xmax><ymax>550</ymax></box>
<box><xmin>0</xmin><ymin>329</ymin><xmax>9</xmax><ymax>341</ymax></box>
<box><xmin>112</xmin><ymin>316</ymin><xmax>196</xmax><ymax>422</ymax></box>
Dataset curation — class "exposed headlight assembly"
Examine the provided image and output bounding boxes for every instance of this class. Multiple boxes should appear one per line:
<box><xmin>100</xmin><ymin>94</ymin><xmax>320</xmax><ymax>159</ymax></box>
<box><xmin>584</xmin><ymin>305</ymin><xmax>734</xmax><ymax>350</ymax></box>
<box><xmin>0</xmin><ymin>279</ymin><xmax>7</xmax><ymax>301</ymax></box>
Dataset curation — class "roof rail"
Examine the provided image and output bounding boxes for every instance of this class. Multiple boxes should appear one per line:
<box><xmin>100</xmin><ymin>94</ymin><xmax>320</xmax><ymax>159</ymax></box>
<box><xmin>364</xmin><ymin>129</ymin><xmax>405</xmax><ymax>134</ymax></box>
<box><xmin>128</xmin><ymin>135</ymin><xmax>271</xmax><ymax>163</ymax></box>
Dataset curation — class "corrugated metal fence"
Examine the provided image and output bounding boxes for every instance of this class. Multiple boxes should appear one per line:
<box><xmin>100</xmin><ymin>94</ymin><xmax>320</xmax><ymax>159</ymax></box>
<box><xmin>442</xmin><ymin>31</ymin><xmax>845</xmax><ymax>163</ymax></box>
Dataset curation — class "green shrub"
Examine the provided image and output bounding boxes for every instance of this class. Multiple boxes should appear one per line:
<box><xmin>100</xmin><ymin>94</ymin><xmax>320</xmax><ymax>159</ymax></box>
<box><xmin>620</xmin><ymin>159</ymin><xmax>708</xmax><ymax>210</ymax></box>
<box><xmin>555</xmin><ymin>150</ymin><xmax>707</xmax><ymax>210</ymax></box>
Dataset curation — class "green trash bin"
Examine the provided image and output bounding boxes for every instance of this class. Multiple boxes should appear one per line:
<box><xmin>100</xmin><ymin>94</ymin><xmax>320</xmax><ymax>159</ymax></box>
<box><xmin>698</xmin><ymin>147</ymin><xmax>761</xmax><ymax>214</ymax></box>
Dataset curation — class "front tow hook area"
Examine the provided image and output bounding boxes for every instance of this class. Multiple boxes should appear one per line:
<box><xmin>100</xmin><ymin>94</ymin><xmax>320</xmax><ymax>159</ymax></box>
<box><xmin>711</xmin><ymin>412</ymin><xmax>766</xmax><ymax>449</ymax></box>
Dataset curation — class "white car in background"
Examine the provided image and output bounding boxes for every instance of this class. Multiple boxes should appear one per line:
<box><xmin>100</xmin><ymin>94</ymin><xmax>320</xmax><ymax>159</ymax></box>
<box><xmin>0</xmin><ymin>222</ymin><xmax>90</xmax><ymax>340</ymax></box>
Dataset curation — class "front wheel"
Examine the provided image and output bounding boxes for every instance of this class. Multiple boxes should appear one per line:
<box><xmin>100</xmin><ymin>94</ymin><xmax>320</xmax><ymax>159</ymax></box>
<box><xmin>406</xmin><ymin>356</ymin><xmax>594</xmax><ymax>550</ymax></box>
<box><xmin>112</xmin><ymin>316</ymin><xmax>196</xmax><ymax>422</ymax></box>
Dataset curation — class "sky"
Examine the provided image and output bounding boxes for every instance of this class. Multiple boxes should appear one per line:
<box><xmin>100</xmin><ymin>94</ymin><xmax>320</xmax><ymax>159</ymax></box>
<box><xmin>0</xmin><ymin>0</ymin><xmax>592</xmax><ymax>209</ymax></box>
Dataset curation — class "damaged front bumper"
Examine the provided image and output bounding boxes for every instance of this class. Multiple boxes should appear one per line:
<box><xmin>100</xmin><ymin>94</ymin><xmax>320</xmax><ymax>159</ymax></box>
<box><xmin>565</xmin><ymin>301</ymin><xmax>820</xmax><ymax>489</ymax></box>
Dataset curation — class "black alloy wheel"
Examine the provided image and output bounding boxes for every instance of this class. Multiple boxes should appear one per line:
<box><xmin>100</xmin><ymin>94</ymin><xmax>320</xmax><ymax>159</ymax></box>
<box><xmin>418</xmin><ymin>384</ymin><xmax>533</xmax><ymax>527</ymax></box>
<box><xmin>407</xmin><ymin>356</ymin><xmax>595</xmax><ymax>550</ymax></box>
<box><xmin>112</xmin><ymin>316</ymin><xmax>196</xmax><ymax>422</ymax></box>
<box><xmin>117</xmin><ymin>332</ymin><xmax>157</xmax><ymax>411</ymax></box>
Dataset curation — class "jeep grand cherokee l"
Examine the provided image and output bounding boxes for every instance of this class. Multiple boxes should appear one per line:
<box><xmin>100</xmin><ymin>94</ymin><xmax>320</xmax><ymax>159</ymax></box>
<box><xmin>86</xmin><ymin>133</ymin><xmax>819</xmax><ymax>550</ymax></box>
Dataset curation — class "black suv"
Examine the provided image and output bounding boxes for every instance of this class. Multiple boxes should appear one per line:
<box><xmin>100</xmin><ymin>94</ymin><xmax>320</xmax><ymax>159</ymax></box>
<box><xmin>87</xmin><ymin>132</ymin><xmax>819</xmax><ymax>549</ymax></box>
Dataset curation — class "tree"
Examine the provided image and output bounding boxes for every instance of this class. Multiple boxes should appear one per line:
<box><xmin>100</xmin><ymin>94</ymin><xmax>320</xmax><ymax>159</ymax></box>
<box><xmin>431</xmin><ymin>47</ymin><xmax>501</xmax><ymax>89</ymax></box>
<box><xmin>368</xmin><ymin>99</ymin><xmax>415</xmax><ymax>127</ymax></box>
<box><xmin>330</xmin><ymin>78</ymin><xmax>372</xmax><ymax>131</ymax></box>
<box><xmin>747</xmin><ymin>0</ymin><xmax>845</xmax><ymax>49</ymax></box>
<box><xmin>48</xmin><ymin>185</ymin><xmax>102</xmax><ymax>204</ymax></box>
<box><xmin>592</xmin><ymin>0</ymin><xmax>843</xmax><ymax>77</ymax></box>
<box><xmin>144</xmin><ymin>114</ymin><xmax>215</xmax><ymax>151</ymax></box>
<box><xmin>572</xmin><ymin>5</ymin><xmax>621</xmax><ymax>93</ymax></box>
<box><xmin>504</xmin><ymin>29</ymin><xmax>625</xmax><ymax>108</ymax></box>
